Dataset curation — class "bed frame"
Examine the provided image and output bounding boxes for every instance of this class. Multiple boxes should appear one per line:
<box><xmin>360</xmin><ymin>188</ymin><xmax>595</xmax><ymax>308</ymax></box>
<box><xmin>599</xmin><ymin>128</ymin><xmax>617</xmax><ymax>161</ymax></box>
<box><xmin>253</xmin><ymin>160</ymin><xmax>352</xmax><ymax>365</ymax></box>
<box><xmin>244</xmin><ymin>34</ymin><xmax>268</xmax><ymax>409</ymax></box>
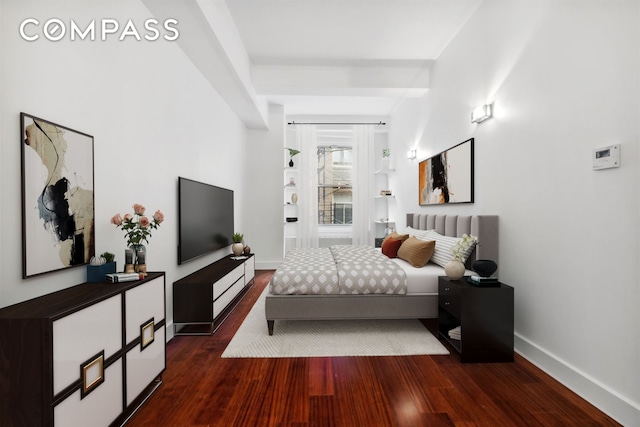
<box><xmin>265</xmin><ymin>213</ymin><xmax>498</xmax><ymax>335</ymax></box>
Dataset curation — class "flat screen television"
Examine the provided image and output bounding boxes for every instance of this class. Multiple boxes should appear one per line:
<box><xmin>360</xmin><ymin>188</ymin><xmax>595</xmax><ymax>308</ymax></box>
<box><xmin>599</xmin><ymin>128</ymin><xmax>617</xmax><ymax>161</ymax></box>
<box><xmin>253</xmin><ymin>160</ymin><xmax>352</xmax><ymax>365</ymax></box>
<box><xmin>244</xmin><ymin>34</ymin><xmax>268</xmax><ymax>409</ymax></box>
<box><xmin>178</xmin><ymin>177</ymin><xmax>234</xmax><ymax>265</ymax></box>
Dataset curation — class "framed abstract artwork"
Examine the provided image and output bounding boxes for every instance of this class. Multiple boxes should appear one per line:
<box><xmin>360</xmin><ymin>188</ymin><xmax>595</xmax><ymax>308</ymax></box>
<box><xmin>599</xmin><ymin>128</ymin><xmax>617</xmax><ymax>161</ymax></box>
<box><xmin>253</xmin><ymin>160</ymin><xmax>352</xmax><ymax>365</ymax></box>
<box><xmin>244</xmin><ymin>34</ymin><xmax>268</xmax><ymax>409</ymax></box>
<box><xmin>21</xmin><ymin>113</ymin><xmax>95</xmax><ymax>278</ymax></box>
<box><xmin>419</xmin><ymin>138</ymin><xmax>474</xmax><ymax>206</ymax></box>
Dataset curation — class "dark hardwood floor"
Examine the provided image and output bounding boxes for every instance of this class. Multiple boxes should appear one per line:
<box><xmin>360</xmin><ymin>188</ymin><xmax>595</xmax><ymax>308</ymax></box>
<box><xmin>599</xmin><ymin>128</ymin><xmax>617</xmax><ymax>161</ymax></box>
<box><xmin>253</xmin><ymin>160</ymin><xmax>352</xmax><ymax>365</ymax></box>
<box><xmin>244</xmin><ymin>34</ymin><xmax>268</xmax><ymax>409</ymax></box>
<box><xmin>127</xmin><ymin>270</ymin><xmax>620</xmax><ymax>427</ymax></box>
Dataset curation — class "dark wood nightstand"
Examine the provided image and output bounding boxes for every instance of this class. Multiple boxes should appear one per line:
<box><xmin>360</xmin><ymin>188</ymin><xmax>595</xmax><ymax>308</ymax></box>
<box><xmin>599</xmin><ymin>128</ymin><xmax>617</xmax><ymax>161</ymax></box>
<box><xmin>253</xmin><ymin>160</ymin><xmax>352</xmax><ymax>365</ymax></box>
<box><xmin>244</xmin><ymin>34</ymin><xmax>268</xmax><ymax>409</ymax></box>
<box><xmin>438</xmin><ymin>276</ymin><xmax>514</xmax><ymax>363</ymax></box>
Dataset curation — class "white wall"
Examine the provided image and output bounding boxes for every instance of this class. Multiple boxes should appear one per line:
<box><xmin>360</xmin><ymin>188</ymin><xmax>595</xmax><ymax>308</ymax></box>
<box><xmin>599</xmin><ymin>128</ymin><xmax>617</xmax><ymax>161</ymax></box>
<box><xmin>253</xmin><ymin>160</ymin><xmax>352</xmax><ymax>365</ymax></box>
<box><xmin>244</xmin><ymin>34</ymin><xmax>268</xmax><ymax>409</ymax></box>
<box><xmin>244</xmin><ymin>104</ymin><xmax>285</xmax><ymax>268</ymax></box>
<box><xmin>389</xmin><ymin>1</ymin><xmax>639</xmax><ymax>424</ymax></box>
<box><xmin>0</xmin><ymin>1</ymin><xmax>250</xmax><ymax>336</ymax></box>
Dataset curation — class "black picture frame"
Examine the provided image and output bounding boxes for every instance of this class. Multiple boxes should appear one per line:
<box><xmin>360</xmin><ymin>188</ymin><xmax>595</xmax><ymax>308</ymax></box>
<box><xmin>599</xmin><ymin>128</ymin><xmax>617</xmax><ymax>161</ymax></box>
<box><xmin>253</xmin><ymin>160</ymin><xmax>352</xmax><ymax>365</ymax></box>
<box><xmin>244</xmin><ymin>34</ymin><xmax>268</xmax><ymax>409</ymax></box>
<box><xmin>21</xmin><ymin>113</ymin><xmax>95</xmax><ymax>278</ymax></box>
<box><xmin>418</xmin><ymin>138</ymin><xmax>474</xmax><ymax>205</ymax></box>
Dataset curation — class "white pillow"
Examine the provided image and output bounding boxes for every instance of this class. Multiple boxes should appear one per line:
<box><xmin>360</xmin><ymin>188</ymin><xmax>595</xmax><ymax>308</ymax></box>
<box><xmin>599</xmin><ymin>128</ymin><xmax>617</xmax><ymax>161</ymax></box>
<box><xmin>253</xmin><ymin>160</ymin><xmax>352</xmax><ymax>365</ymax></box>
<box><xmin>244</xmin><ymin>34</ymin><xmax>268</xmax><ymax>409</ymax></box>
<box><xmin>404</xmin><ymin>226</ymin><xmax>432</xmax><ymax>242</ymax></box>
<box><xmin>423</xmin><ymin>230</ymin><xmax>477</xmax><ymax>267</ymax></box>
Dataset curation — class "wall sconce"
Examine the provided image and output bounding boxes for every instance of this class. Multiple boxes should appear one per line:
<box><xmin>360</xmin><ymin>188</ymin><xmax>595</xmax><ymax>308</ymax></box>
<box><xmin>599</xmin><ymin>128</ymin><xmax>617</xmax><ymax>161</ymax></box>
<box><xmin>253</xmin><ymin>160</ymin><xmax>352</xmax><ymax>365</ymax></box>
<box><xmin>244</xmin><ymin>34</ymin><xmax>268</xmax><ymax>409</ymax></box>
<box><xmin>407</xmin><ymin>149</ymin><xmax>417</xmax><ymax>160</ymax></box>
<box><xmin>471</xmin><ymin>104</ymin><xmax>492</xmax><ymax>123</ymax></box>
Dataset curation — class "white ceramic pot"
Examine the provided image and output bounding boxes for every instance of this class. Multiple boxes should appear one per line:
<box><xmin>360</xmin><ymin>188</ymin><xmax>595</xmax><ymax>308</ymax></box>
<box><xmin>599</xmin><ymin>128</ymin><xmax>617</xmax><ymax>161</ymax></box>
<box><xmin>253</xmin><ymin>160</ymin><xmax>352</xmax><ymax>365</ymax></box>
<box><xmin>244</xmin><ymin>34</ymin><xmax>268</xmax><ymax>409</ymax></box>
<box><xmin>291</xmin><ymin>193</ymin><xmax>298</xmax><ymax>204</ymax></box>
<box><xmin>232</xmin><ymin>242</ymin><xmax>244</xmax><ymax>256</ymax></box>
<box><xmin>381</xmin><ymin>156</ymin><xmax>390</xmax><ymax>169</ymax></box>
<box><xmin>445</xmin><ymin>259</ymin><xmax>465</xmax><ymax>280</ymax></box>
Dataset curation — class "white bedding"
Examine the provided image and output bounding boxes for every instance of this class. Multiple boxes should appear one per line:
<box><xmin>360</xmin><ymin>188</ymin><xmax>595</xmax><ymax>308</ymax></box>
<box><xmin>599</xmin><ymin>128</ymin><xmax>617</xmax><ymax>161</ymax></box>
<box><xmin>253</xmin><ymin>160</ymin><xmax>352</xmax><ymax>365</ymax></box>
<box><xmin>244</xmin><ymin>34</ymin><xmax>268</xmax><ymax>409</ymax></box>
<box><xmin>390</xmin><ymin>258</ymin><xmax>473</xmax><ymax>294</ymax></box>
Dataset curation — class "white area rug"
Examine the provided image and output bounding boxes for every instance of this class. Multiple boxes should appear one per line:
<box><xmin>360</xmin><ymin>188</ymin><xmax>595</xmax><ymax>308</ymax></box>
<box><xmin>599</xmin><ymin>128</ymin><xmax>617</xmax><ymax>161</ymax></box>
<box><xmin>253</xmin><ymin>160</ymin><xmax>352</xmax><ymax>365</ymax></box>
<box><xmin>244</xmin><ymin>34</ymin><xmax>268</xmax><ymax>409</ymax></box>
<box><xmin>221</xmin><ymin>288</ymin><xmax>449</xmax><ymax>358</ymax></box>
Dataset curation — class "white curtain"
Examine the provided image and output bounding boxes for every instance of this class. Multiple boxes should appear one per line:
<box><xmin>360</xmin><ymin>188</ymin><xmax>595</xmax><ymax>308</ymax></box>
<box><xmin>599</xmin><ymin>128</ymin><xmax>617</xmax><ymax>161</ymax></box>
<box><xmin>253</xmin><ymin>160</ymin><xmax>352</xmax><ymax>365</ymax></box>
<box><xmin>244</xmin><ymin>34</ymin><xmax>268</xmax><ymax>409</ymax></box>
<box><xmin>295</xmin><ymin>125</ymin><xmax>319</xmax><ymax>248</ymax></box>
<box><xmin>351</xmin><ymin>125</ymin><xmax>375</xmax><ymax>245</ymax></box>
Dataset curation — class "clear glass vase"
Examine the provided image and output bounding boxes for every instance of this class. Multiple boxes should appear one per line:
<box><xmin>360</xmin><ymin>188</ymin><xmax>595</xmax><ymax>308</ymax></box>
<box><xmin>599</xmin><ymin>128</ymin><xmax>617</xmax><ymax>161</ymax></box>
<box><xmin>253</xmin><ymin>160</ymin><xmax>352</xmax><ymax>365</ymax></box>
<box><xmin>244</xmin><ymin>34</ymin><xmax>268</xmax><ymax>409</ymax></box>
<box><xmin>129</xmin><ymin>244</ymin><xmax>146</xmax><ymax>267</ymax></box>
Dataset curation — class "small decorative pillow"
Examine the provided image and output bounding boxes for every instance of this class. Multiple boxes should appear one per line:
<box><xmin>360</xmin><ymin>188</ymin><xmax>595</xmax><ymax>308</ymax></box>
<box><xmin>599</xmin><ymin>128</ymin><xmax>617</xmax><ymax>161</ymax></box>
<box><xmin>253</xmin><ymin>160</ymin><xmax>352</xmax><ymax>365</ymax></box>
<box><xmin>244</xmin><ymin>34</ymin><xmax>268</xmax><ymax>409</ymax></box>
<box><xmin>397</xmin><ymin>237</ymin><xmax>436</xmax><ymax>268</ymax></box>
<box><xmin>425</xmin><ymin>230</ymin><xmax>477</xmax><ymax>267</ymax></box>
<box><xmin>381</xmin><ymin>231</ymin><xmax>409</xmax><ymax>247</ymax></box>
<box><xmin>381</xmin><ymin>237</ymin><xmax>403</xmax><ymax>258</ymax></box>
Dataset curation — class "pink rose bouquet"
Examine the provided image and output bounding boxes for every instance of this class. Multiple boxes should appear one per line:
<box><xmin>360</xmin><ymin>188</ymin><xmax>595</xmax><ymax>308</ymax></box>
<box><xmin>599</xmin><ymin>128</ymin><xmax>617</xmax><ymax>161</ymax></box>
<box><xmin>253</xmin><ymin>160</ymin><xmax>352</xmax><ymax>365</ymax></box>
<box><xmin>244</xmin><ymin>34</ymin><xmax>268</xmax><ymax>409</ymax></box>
<box><xmin>110</xmin><ymin>204</ymin><xmax>164</xmax><ymax>246</ymax></box>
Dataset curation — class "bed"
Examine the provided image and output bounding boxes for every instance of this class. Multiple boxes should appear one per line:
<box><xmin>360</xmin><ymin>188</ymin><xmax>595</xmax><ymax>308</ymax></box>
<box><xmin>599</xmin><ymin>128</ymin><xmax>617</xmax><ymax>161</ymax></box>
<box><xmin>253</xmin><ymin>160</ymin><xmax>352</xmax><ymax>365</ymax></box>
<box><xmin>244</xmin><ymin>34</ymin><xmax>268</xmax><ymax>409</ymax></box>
<box><xmin>265</xmin><ymin>213</ymin><xmax>498</xmax><ymax>335</ymax></box>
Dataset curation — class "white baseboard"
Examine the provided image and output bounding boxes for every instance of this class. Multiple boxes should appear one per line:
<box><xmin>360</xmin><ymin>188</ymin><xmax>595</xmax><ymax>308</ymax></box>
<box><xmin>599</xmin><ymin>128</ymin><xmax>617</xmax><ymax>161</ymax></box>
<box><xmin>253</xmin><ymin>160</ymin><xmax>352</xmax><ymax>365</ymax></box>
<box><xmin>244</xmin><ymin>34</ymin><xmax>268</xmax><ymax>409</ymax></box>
<box><xmin>256</xmin><ymin>260</ymin><xmax>282</xmax><ymax>270</ymax></box>
<box><xmin>515</xmin><ymin>333</ymin><xmax>639</xmax><ymax>426</ymax></box>
<box><xmin>165</xmin><ymin>321</ymin><xmax>174</xmax><ymax>342</ymax></box>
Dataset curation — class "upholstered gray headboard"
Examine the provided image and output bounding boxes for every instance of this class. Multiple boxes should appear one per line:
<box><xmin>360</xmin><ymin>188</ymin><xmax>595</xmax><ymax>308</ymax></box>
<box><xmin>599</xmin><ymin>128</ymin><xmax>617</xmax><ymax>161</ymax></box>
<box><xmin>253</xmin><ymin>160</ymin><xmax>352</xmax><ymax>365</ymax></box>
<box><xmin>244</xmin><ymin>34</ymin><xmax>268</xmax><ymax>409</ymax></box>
<box><xmin>406</xmin><ymin>213</ymin><xmax>499</xmax><ymax>269</ymax></box>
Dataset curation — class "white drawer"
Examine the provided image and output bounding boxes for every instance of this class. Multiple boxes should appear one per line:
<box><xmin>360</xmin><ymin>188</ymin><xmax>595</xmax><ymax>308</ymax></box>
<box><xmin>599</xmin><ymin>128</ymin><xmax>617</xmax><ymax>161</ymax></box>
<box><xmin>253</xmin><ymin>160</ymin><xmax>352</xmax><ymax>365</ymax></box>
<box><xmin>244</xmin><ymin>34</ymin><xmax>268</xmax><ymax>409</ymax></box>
<box><xmin>213</xmin><ymin>277</ymin><xmax>245</xmax><ymax>318</ymax></box>
<box><xmin>52</xmin><ymin>295</ymin><xmax>122</xmax><ymax>395</ymax></box>
<box><xmin>245</xmin><ymin>257</ymin><xmax>255</xmax><ymax>284</ymax></box>
<box><xmin>124</xmin><ymin>277</ymin><xmax>165</xmax><ymax>345</ymax></box>
<box><xmin>126</xmin><ymin>327</ymin><xmax>165</xmax><ymax>406</ymax></box>
<box><xmin>213</xmin><ymin>264</ymin><xmax>244</xmax><ymax>300</ymax></box>
<box><xmin>54</xmin><ymin>359</ymin><xmax>123</xmax><ymax>427</ymax></box>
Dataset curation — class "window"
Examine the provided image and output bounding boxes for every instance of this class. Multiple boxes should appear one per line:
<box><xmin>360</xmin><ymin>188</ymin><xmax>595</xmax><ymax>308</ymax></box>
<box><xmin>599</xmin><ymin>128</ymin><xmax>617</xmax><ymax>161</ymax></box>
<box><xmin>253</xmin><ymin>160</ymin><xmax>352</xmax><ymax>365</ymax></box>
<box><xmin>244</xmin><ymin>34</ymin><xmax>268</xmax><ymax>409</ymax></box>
<box><xmin>317</xmin><ymin>146</ymin><xmax>352</xmax><ymax>225</ymax></box>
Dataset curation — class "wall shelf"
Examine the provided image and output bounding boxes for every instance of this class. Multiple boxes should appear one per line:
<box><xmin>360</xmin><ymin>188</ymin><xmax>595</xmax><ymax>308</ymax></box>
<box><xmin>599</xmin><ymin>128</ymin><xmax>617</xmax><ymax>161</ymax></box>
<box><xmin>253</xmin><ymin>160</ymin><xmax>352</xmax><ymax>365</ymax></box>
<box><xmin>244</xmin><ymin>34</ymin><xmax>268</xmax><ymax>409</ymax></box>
<box><xmin>374</xmin><ymin>167</ymin><xmax>395</xmax><ymax>175</ymax></box>
<box><xmin>374</xmin><ymin>159</ymin><xmax>394</xmax><ymax>240</ymax></box>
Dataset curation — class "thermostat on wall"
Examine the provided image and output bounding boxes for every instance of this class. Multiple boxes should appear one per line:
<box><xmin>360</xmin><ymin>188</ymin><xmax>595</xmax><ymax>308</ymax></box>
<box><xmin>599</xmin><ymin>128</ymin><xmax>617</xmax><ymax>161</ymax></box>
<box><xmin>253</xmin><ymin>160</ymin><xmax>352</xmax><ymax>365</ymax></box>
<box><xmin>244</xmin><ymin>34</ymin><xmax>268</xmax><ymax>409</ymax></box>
<box><xmin>592</xmin><ymin>144</ymin><xmax>620</xmax><ymax>170</ymax></box>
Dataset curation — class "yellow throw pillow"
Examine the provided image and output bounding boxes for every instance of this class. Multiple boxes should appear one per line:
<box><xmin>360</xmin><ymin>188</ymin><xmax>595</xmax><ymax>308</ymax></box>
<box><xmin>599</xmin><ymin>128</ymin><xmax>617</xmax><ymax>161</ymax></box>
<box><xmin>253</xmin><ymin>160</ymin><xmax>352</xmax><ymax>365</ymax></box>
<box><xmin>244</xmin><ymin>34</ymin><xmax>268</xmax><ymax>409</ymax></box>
<box><xmin>397</xmin><ymin>236</ymin><xmax>436</xmax><ymax>268</ymax></box>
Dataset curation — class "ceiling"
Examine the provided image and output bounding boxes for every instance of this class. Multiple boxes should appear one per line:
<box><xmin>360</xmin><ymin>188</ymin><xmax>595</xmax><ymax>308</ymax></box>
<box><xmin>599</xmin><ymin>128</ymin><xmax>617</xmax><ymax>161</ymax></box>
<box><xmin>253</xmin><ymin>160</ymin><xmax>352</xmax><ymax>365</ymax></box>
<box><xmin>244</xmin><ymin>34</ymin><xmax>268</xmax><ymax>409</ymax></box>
<box><xmin>224</xmin><ymin>0</ymin><xmax>483</xmax><ymax>118</ymax></box>
<box><xmin>142</xmin><ymin>0</ymin><xmax>483</xmax><ymax>127</ymax></box>
<box><xmin>226</xmin><ymin>0</ymin><xmax>482</xmax><ymax>63</ymax></box>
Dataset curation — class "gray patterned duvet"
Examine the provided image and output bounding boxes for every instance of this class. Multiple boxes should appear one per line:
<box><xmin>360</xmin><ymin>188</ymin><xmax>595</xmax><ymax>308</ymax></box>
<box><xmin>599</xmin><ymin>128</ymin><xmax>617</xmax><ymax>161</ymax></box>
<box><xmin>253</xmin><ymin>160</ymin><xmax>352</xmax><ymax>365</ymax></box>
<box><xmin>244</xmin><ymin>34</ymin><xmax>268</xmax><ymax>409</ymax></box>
<box><xmin>270</xmin><ymin>245</ymin><xmax>407</xmax><ymax>295</ymax></box>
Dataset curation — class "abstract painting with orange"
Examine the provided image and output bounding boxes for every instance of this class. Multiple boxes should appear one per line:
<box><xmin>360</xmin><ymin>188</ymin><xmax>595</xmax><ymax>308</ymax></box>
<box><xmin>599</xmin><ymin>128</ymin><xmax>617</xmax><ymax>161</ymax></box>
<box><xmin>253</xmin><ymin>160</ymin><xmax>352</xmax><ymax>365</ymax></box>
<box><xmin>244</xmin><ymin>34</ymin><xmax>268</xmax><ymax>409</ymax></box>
<box><xmin>419</xmin><ymin>138</ymin><xmax>474</xmax><ymax>206</ymax></box>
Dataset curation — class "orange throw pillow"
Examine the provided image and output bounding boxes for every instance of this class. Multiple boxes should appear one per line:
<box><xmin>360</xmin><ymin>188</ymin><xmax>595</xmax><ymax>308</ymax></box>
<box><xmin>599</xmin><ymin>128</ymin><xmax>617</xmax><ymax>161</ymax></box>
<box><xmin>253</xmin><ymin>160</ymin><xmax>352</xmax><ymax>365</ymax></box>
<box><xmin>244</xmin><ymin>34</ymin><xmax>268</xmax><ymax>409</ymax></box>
<box><xmin>397</xmin><ymin>237</ymin><xmax>436</xmax><ymax>267</ymax></box>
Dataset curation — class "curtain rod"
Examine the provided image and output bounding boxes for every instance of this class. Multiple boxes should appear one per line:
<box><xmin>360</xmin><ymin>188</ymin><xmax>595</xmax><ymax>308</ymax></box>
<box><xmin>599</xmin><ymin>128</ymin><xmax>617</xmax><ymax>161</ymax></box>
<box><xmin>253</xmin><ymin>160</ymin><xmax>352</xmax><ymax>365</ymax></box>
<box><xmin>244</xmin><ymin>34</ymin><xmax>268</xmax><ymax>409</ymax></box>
<box><xmin>287</xmin><ymin>121</ymin><xmax>386</xmax><ymax>126</ymax></box>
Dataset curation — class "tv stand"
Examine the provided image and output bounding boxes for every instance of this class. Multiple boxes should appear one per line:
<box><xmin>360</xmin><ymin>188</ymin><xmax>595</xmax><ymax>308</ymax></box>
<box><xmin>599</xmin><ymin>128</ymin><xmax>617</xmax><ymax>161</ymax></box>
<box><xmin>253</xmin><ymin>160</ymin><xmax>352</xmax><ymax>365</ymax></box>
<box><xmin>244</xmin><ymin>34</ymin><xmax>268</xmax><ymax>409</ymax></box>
<box><xmin>173</xmin><ymin>254</ymin><xmax>255</xmax><ymax>335</ymax></box>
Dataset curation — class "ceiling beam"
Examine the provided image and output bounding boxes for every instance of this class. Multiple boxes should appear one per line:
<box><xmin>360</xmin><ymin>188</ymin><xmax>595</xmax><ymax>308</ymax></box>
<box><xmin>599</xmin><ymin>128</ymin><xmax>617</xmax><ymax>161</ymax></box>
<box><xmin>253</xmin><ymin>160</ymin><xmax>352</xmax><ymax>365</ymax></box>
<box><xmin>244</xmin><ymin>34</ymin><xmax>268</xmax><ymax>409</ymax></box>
<box><xmin>252</xmin><ymin>60</ymin><xmax>431</xmax><ymax>98</ymax></box>
<box><xmin>142</xmin><ymin>0</ymin><xmax>269</xmax><ymax>130</ymax></box>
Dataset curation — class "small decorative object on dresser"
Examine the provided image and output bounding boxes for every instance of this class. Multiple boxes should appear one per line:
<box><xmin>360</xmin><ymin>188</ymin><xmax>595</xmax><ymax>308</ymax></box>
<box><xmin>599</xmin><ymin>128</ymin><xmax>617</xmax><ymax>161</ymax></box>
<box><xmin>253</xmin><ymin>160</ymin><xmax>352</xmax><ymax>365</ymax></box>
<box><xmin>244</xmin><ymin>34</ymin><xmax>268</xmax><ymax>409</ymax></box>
<box><xmin>130</xmin><ymin>244</ymin><xmax>146</xmax><ymax>275</ymax></box>
<box><xmin>86</xmin><ymin>252</ymin><xmax>116</xmax><ymax>282</ymax></box>
<box><xmin>111</xmin><ymin>203</ymin><xmax>164</xmax><ymax>273</ymax></box>
<box><xmin>291</xmin><ymin>193</ymin><xmax>298</xmax><ymax>204</ymax></box>
<box><xmin>243</xmin><ymin>245</ymin><xmax>251</xmax><ymax>255</ymax></box>
<box><xmin>232</xmin><ymin>232</ymin><xmax>244</xmax><ymax>256</ymax></box>
<box><xmin>444</xmin><ymin>259</ymin><xmax>466</xmax><ymax>280</ymax></box>
<box><xmin>472</xmin><ymin>259</ymin><xmax>498</xmax><ymax>277</ymax></box>
<box><xmin>445</xmin><ymin>233</ymin><xmax>478</xmax><ymax>280</ymax></box>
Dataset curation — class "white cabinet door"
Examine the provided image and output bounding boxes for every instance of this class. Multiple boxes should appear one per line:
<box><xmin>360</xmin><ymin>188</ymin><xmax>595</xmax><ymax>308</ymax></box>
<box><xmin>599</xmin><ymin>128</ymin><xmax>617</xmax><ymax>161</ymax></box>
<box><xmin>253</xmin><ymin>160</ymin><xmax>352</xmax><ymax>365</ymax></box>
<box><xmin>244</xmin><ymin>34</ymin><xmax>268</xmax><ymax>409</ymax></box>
<box><xmin>245</xmin><ymin>256</ymin><xmax>255</xmax><ymax>284</ymax></box>
<box><xmin>213</xmin><ymin>278</ymin><xmax>245</xmax><ymax>318</ymax></box>
<box><xmin>124</xmin><ymin>276</ymin><xmax>165</xmax><ymax>345</ymax></box>
<box><xmin>126</xmin><ymin>327</ymin><xmax>165</xmax><ymax>406</ymax></box>
<box><xmin>52</xmin><ymin>295</ymin><xmax>122</xmax><ymax>395</ymax></box>
<box><xmin>124</xmin><ymin>276</ymin><xmax>165</xmax><ymax>406</ymax></box>
<box><xmin>213</xmin><ymin>264</ymin><xmax>244</xmax><ymax>300</ymax></box>
<box><xmin>54</xmin><ymin>358</ymin><xmax>123</xmax><ymax>427</ymax></box>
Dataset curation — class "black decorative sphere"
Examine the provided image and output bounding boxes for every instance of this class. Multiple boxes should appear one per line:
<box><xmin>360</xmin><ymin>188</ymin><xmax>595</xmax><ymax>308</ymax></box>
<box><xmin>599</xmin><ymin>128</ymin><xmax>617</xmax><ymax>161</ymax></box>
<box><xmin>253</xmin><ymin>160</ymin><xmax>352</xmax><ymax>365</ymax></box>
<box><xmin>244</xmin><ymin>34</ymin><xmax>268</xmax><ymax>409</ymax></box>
<box><xmin>473</xmin><ymin>259</ymin><xmax>497</xmax><ymax>277</ymax></box>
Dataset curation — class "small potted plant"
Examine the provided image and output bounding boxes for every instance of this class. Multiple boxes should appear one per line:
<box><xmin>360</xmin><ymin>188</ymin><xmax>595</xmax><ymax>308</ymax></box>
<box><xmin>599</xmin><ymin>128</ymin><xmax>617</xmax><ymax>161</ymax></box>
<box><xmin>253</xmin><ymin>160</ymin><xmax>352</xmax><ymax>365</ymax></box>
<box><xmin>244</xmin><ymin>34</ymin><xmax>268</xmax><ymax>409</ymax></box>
<box><xmin>232</xmin><ymin>232</ymin><xmax>244</xmax><ymax>256</ymax></box>
<box><xmin>285</xmin><ymin>148</ymin><xmax>300</xmax><ymax>167</ymax></box>
<box><xmin>381</xmin><ymin>148</ymin><xmax>391</xmax><ymax>169</ymax></box>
